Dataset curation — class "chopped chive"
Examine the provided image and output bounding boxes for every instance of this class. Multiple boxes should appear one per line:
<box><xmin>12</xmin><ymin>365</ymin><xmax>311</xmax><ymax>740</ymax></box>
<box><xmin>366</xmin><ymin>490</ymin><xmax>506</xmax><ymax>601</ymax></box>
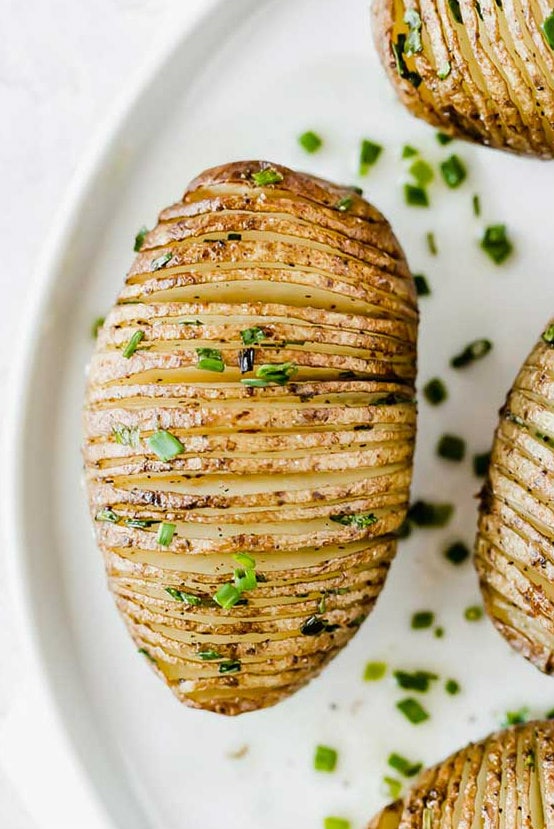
<box><xmin>440</xmin><ymin>154</ymin><xmax>467</xmax><ymax>188</ymax></box>
<box><xmin>445</xmin><ymin>679</ymin><xmax>461</xmax><ymax>695</ymax></box>
<box><xmin>408</xmin><ymin>500</ymin><xmax>454</xmax><ymax>527</ymax></box>
<box><xmin>388</xmin><ymin>753</ymin><xmax>423</xmax><ymax>777</ymax></box>
<box><xmin>91</xmin><ymin>316</ymin><xmax>105</xmax><ymax>338</ymax></box>
<box><xmin>125</xmin><ymin>518</ymin><xmax>159</xmax><ymax>528</ymax></box>
<box><xmin>542</xmin><ymin>323</ymin><xmax>554</xmax><ymax>345</ymax></box>
<box><xmin>480</xmin><ymin>224</ymin><xmax>513</xmax><ymax>264</ymax></box>
<box><xmin>464</xmin><ymin>605</ymin><xmax>483</xmax><ymax>622</ymax></box>
<box><xmin>383</xmin><ymin>777</ymin><xmax>403</xmax><ymax>799</ymax></box>
<box><xmin>472</xmin><ymin>194</ymin><xmax>481</xmax><ymax>216</ymax></box>
<box><xmin>336</xmin><ymin>196</ymin><xmax>353</xmax><ymax>212</ymax></box>
<box><xmin>473</xmin><ymin>451</ymin><xmax>491</xmax><ymax>477</ymax></box>
<box><xmin>426</xmin><ymin>232</ymin><xmax>438</xmax><ymax>255</ymax></box>
<box><xmin>436</xmin><ymin>131</ymin><xmax>454</xmax><ymax>145</ymax></box>
<box><xmin>157</xmin><ymin>522</ymin><xmax>176</xmax><ymax>546</ymax></box>
<box><xmin>134</xmin><ymin>225</ymin><xmax>148</xmax><ymax>252</ymax></box>
<box><xmin>434</xmin><ymin>626</ymin><xmax>444</xmax><ymax>638</ymax></box>
<box><xmin>242</xmin><ymin>361</ymin><xmax>297</xmax><ymax>386</ymax></box>
<box><xmin>364</xmin><ymin>661</ymin><xmax>387</xmax><ymax>681</ymax></box>
<box><xmin>324</xmin><ymin>818</ymin><xmax>350</xmax><ymax>829</ymax></box>
<box><xmin>437</xmin><ymin>61</ymin><xmax>451</xmax><ymax>79</ymax></box>
<box><xmin>396</xmin><ymin>698</ymin><xmax>430</xmax><ymax>724</ymax></box>
<box><xmin>330</xmin><ymin>511</ymin><xmax>377</xmax><ymax>529</ymax></box>
<box><xmin>96</xmin><ymin>508</ymin><xmax>119</xmax><ymax>523</ymax></box>
<box><xmin>423</xmin><ymin>377</ymin><xmax>447</xmax><ymax>405</ymax></box>
<box><xmin>502</xmin><ymin>707</ymin><xmax>529</xmax><ymax>727</ymax></box>
<box><xmin>252</xmin><ymin>167</ymin><xmax>283</xmax><ymax>186</ymax></box>
<box><xmin>402</xmin><ymin>145</ymin><xmax>418</xmax><ymax>158</ymax></box>
<box><xmin>197</xmin><ymin>649</ymin><xmax>222</xmax><ymax>661</ymax></box>
<box><xmin>409</xmin><ymin>159</ymin><xmax>434</xmax><ymax>187</ymax></box>
<box><xmin>447</xmin><ymin>0</ymin><xmax>463</xmax><ymax>22</ymax></box>
<box><xmin>414</xmin><ymin>274</ymin><xmax>431</xmax><ymax>296</ymax></box>
<box><xmin>404</xmin><ymin>183</ymin><xmax>429</xmax><ymax>207</ymax></box>
<box><xmin>218</xmin><ymin>660</ymin><xmax>241</xmax><ymax>674</ymax></box>
<box><xmin>241</xmin><ymin>378</ymin><xmax>270</xmax><ymax>388</ymax></box>
<box><xmin>411</xmin><ymin>611</ymin><xmax>434</xmax><ymax>629</ymax></box>
<box><xmin>233</xmin><ymin>553</ymin><xmax>256</xmax><ymax>569</ymax></box>
<box><xmin>147</xmin><ymin>429</ymin><xmax>184</xmax><ymax>461</ymax></box>
<box><xmin>234</xmin><ymin>568</ymin><xmax>257</xmax><ymax>592</ymax></box>
<box><xmin>151</xmin><ymin>251</ymin><xmax>172</xmax><ymax>271</ymax></box>
<box><xmin>444</xmin><ymin>541</ymin><xmax>470</xmax><ymax>565</ymax></box>
<box><xmin>196</xmin><ymin>347</ymin><xmax>225</xmax><ymax>372</ymax></box>
<box><xmin>437</xmin><ymin>433</ymin><xmax>466</xmax><ymax>462</ymax></box>
<box><xmin>164</xmin><ymin>587</ymin><xmax>201</xmax><ymax>605</ymax></box>
<box><xmin>392</xmin><ymin>34</ymin><xmax>422</xmax><ymax>87</ymax></box>
<box><xmin>112</xmin><ymin>424</ymin><xmax>140</xmax><ymax>448</ymax></box>
<box><xmin>542</xmin><ymin>10</ymin><xmax>554</xmax><ymax>49</ymax></box>
<box><xmin>214</xmin><ymin>583</ymin><xmax>242</xmax><ymax>609</ymax></box>
<box><xmin>451</xmin><ymin>338</ymin><xmax>492</xmax><ymax>368</ymax></box>
<box><xmin>394</xmin><ymin>670</ymin><xmax>438</xmax><ymax>692</ymax></box>
<box><xmin>122</xmin><ymin>330</ymin><xmax>145</xmax><ymax>358</ymax></box>
<box><xmin>240</xmin><ymin>326</ymin><xmax>266</xmax><ymax>345</ymax></box>
<box><xmin>299</xmin><ymin>131</ymin><xmax>323</xmax><ymax>153</ymax></box>
<box><xmin>314</xmin><ymin>745</ymin><xmax>338</xmax><ymax>772</ymax></box>
<box><xmin>359</xmin><ymin>139</ymin><xmax>383</xmax><ymax>175</ymax></box>
<box><xmin>404</xmin><ymin>8</ymin><xmax>423</xmax><ymax>54</ymax></box>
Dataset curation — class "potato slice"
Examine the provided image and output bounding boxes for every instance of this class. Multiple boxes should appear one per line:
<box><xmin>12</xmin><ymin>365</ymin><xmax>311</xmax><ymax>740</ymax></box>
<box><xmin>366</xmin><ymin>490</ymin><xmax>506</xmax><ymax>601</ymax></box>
<box><xmin>84</xmin><ymin>161</ymin><xmax>418</xmax><ymax>714</ymax></box>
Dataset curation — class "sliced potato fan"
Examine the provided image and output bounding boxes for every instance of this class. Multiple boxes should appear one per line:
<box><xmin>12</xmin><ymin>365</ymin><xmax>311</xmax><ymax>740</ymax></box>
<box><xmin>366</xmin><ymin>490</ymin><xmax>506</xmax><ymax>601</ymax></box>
<box><xmin>371</xmin><ymin>0</ymin><xmax>554</xmax><ymax>157</ymax></box>
<box><xmin>368</xmin><ymin>720</ymin><xmax>554</xmax><ymax>829</ymax></box>
<box><xmin>84</xmin><ymin>161</ymin><xmax>418</xmax><ymax>715</ymax></box>
<box><xmin>475</xmin><ymin>320</ymin><xmax>554</xmax><ymax>674</ymax></box>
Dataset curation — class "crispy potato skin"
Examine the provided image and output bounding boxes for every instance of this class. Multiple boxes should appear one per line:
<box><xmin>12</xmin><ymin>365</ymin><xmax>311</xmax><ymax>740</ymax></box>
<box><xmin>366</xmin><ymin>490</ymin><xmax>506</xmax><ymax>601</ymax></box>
<box><xmin>371</xmin><ymin>0</ymin><xmax>554</xmax><ymax>158</ymax></box>
<box><xmin>84</xmin><ymin>161</ymin><xmax>418</xmax><ymax>715</ymax></box>
<box><xmin>368</xmin><ymin>720</ymin><xmax>554</xmax><ymax>829</ymax></box>
<box><xmin>475</xmin><ymin>321</ymin><xmax>554</xmax><ymax>673</ymax></box>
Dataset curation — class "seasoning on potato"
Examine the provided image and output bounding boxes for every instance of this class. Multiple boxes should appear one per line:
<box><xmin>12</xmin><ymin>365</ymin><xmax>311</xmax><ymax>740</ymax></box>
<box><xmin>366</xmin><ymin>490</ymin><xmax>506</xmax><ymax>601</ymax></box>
<box><xmin>475</xmin><ymin>320</ymin><xmax>554</xmax><ymax>673</ymax></box>
<box><xmin>371</xmin><ymin>0</ymin><xmax>554</xmax><ymax>157</ymax></box>
<box><xmin>368</xmin><ymin>720</ymin><xmax>554</xmax><ymax>829</ymax></box>
<box><xmin>83</xmin><ymin>161</ymin><xmax>418</xmax><ymax>715</ymax></box>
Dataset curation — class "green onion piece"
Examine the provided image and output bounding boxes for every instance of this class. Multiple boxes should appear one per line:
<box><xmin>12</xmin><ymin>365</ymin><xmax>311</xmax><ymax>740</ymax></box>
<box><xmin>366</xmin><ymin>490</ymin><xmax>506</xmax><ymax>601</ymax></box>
<box><xmin>542</xmin><ymin>323</ymin><xmax>554</xmax><ymax>345</ymax></box>
<box><xmin>542</xmin><ymin>10</ymin><xmax>554</xmax><ymax>48</ymax></box>
<box><xmin>396</xmin><ymin>698</ymin><xmax>430</xmax><ymax>724</ymax></box>
<box><xmin>436</xmin><ymin>131</ymin><xmax>454</xmax><ymax>145</ymax></box>
<box><xmin>112</xmin><ymin>424</ymin><xmax>140</xmax><ymax>448</ymax></box>
<box><xmin>394</xmin><ymin>670</ymin><xmax>438</xmax><ymax>692</ymax></box>
<box><xmin>426</xmin><ymin>231</ymin><xmax>438</xmax><ymax>255</ymax></box>
<box><xmin>314</xmin><ymin>745</ymin><xmax>338</xmax><ymax>773</ymax></box>
<box><xmin>240</xmin><ymin>326</ymin><xmax>266</xmax><ymax>345</ymax></box>
<box><xmin>241</xmin><ymin>379</ymin><xmax>270</xmax><ymax>388</ymax></box>
<box><xmin>125</xmin><ymin>518</ymin><xmax>159</xmax><ymax>528</ymax></box>
<box><xmin>388</xmin><ymin>752</ymin><xmax>423</xmax><ymax>777</ymax></box>
<box><xmin>91</xmin><ymin>316</ymin><xmax>105</xmax><ymax>338</ymax></box>
<box><xmin>502</xmin><ymin>707</ymin><xmax>529</xmax><ymax>727</ymax></box>
<box><xmin>434</xmin><ymin>626</ymin><xmax>445</xmax><ymax>638</ymax></box>
<box><xmin>364</xmin><ymin>661</ymin><xmax>387</xmax><ymax>681</ymax></box>
<box><xmin>122</xmin><ymin>330</ymin><xmax>145</xmax><ymax>358</ymax></box>
<box><xmin>218</xmin><ymin>660</ymin><xmax>241</xmax><ymax>674</ymax></box>
<box><xmin>359</xmin><ymin>139</ymin><xmax>383</xmax><ymax>175</ymax></box>
<box><xmin>437</xmin><ymin>433</ymin><xmax>466</xmax><ymax>462</ymax></box>
<box><xmin>383</xmin><ymin>777</ymin><xmax>403</xmax><ymax>799</ymax></box>
<box><xmin>157</xmin><ymin>522</ymin><xmax>176</xmax><ymax>547</ymax></box>
<box><xmin>336</xmin><ymin>196</ymin><xmax>353</xmax><ymax>212</ymax></box>
<box><xmin>445</xmin><ymin>679</ymin><xmax>461</xmax><ymax>695</ymax></box>
<box><xmin>330</xmin><ymin>511</ymin><xmax>377</xmax><ymax>529</ymax></box>
<box><xmin>245</xmin><ymin>362</ymin><xmax>297</xmax><ymax>386</ymax></box>
<box><xmin>233</xmin><ymin>553</ymin><xmax>256</xmax><ymax>569</ymax></box>
<box><xmin>409</xmin><ymin>159</ymin><xmax>434</xmax><ymax>187</ymax></box>
<box><xmin>234</xmin><ymin>568</ymin><xmax>257</xmax><ymax>592</ymax></box>
<box><xmin>404</xmin><ymin>8</ymin><xmax>423</xmax><ymax>55</ymax></box>
<box><xmin>414</xmin><ymin>274</ymin><xmax>431</xmax><ymax>296</ymax></box>
<box><xmin>411</xmin><ymin>611</ymin><xmax>434</xmax><ymax>629</ymax></box>
<box><xmin>402</xmin><ymin>145</ymin><xmax>418</xmax><ymax>158</ymax></box>
<box><xmin>164</xmin><ymin>587</ymin><xmax>201</xmax><ymax>605</ymax></box>
<box><xmin>197</xmin><ymin>649</ymin><xmax>222</xmax><ymax>661</ymax></box>
<box><xmin>196</xmin><ymin>347</ymin><xmax>225</xmax><ymax>372</ymax></box>
<box><xmin>301</xmin><ymin>616</ymin><xmax>339</xmax><ymax>636</ymax></box>
<box><xmin>96</xmin><ymin>508</ymin><xmax>118</xmax><ymax>523</ymax></box>
<box><xmin>480</xmin><ymin>224</ymin><xmax>513</xmax><ymax>264</ymax></box>
<box><xmin>448</xmin><ymin>0</ymin><xmax>463</xmax><ymax>22</ymax></box>
<box><xmin>299</xmin><ymin>131</ymin><xmax>323</xmax><ymax>153</ymax></box>
<box><xmin>151</xmin><ymin>251</ymin><xmax>173</xmax><ymax>271</ymax></box>
<box><xmin>147</xmin><ymin>429</ymin><xmax>184</xmax><ymax>461</ymax></box>
<box><xmin>134</xmin><ymin>225</ymin><xmax>148</xmax><ymax>252</ymax></box>
<box><xmin>324</xmin><ymin>818</ymin><xmax>350</xmax><ymax>829</ymax></box>
<box><xmin>451</xmin><ymin>338</ymin><xmax>493</xmax><ymax>368</ymax></box>
<box><xmin>408</xmin><ymin>500</ymin><xmax>454</xmax><ymax>527</ymax></box>
<box><xmin>392</xmin><ymin>34</ymin><xmax>422</xmax><ymax>87</ymax></box>
<box><xmin>214</xmin><ymin>583</ymin><xmax>242</xmax><ymax>609</ymax></box>
<box><xmin>473</xmin><ymin>451</ymin><xmax>491</xmax><ymax>477</ymax></box>
<box><xmin>444</xmin><ymin>541</ymin><xmax>470</xmax><ymax>565</ymax></box>
<box><xmin>464</xmin><ymin>605</ymin><xmax>483</xmax><ymax>622</ymax></box>
<box><xmin>423</xmin><ymin>377</ymin><xmax>447</xmax><ymax>405</ymax></box>
<box><xmin>404</xmin><ymin>183</ymin><xmax>429</xmax><ymax>207</ymax></box>
<box><xmin>252</xmin><ymin>167</ymin><xmax>283</xmax><ymax>186</ymax></box>
<box><xmin>440</xmin><ymin>154</ymin><xmax>467</xmax><ymax>188</ymax></box>
<box><xmin>472</xmin><ymin>194</ymin><xmax>481</xmax><ymax>216</ymax></box>
<box><xmin>437</xmin><ymin>61</ymin><xmax>451</xmax><ymax>79</ymax></box>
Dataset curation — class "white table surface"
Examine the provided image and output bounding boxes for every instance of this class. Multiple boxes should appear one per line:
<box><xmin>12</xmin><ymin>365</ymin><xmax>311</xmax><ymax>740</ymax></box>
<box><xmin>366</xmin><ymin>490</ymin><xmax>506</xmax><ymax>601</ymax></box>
<box><xmin>0</xmin><ymin>1</ymin><xmax>194</xmax><ymax>823</ymax></box>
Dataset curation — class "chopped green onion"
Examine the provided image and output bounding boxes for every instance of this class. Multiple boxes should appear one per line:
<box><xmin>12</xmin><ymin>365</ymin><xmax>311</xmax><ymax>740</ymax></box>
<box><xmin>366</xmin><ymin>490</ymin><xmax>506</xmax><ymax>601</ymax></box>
<box><xmin>196</xmin><ymin>347</ymin><xmax>225</xmax><ymax>372</ymax></box>
<box><xmin>336</xmin><ymin>196</ymin><xmax>353</xmax><ymax>212</ymax></box>
<box><xmin>364</xmin><ymin>661</ymin><xmax>387</xmax><ymax>681</ymax></box>
<box><xmin>242</xmin><ymin>361</ymin><xmax>297</xmax><ymax>387</ymax></box>
<box><xmin>448</xmin><ymin>0</ymin><xmax>463</xmax><ymax>22</ymax></box>
<box><xmin>96</xmin><ymin>508</ymin><xmax>118</xmax><ymax>523</ymax></box>
<box><xmin>314</xmin><ymin>745</ymin><xmax>338</xmax><ymax>772</ymax></box>
<box><xmin>197</xmin><ymin>649</ymin><xmax>222</xmax><ymax>661</ymax></box>
<box><xmin>234</xmin><ymin>568</ymin><xmax>257</xmax><ymax>592</ymax></box>
<box><xmin>165</xmin><ymin>587</ymin><xmax>201</xmax><ymax>605</ymax></box>
<box><xmin>408</xmin><ymin>500</ymin><xmax>454</xmax><ymax>527</ymax></box>
<box><xmin>404</xmin><ymin>183</ymin><xmax>429</xmax><ymax>207</ymax></box>
<box><xmin>502</xmin><ymin>707</ymin><xmax>529</xmax><ymax>727</ymax></box>
<box><xmin>301</xmin><ymin>616</ymin><xmax>339</xmax><ymax>636</ymax></box>
<box><xmin>112</xmin><ymin>424</ymin><xmax>140</xmax><ymax>447</ymax></box>
<box><xmin>444</xmin><ymin>541</ymin><xmax>470</xmax><ymax>565</ymax></box>
<box><xmin>451</xmin><ymin>338</ymin><xmax>492</xmax><ymax>368</ymax></box>
<box><xmin>134</xmin><ymin>225</ymin><xmax>148</xmax><ymax>252</ymax></box>
<box><xmin>445</xmin><ymin>679</ymin><xmax>461</xmax><ymax>695</ymax></box>
<box><xmin>157</xmin><ymin>522</ymin><xmax>176</xmax><ymax>546</ymax></box>
<box><xmin>392</xmin><ymin>35</ymin><xmax>422</xmax><ymax>87</ymax></box>
<box><xmin>330</xmin><ymin>511</ymin><xmax>377</xmax><ymax>529</ymax></box>
<box><xmin>147</xmin><ymin>429</ymin><xmax>184</xmax><ymax>461</ymax></box>
<box><xmin>437</xmin><ymin>433</ymin><xmax>466</xmax><ymax>462</ymax></box>
<box><xmin>394</xmin><ymin>670</ymin><xmax>438</xmax><ymax>692</ymax></box>
<box><xmin>409</xmin><ymin>159</ymin><xmax>434</xmax><ymax>187</ymax></box>
<box><xmin>388</xmin><ymin>753</ymin><xmax>423</xmax><ymax>777</ymax></box>
<box><xmin>414</xmin><ymin>274</ymin><xmax>431</xmax><ymax>296</ymax></box>
<box><xmin>122</xmin><ymin>330</ymin><xmax>145</xmax><ymax>358</ymax></box>
<box><xmin>423</xmin><ymin>377</ymin><xmax>447</xmax><ymax>405</ymax></box>
<box><xmin>472</xmin><ymin>194</ymin><xmax>481</xmax><ymax>216</ymax></box>
<box><xmin>411</xmin><ymin>611</ymin><xmax>434</xmax><ymax>629</ymax></box>
<box><xmin>396</xmin><ymin>698</ymin><xmax>430</xmax><ymax>724</ymax></box>
<box><xmin>324</xmin><ymin>818</ymin><xmax>350</xmax><ymax>829</ymax></box>
<box><xmin>125</xmin><ymin>518</ymin><xmax>158</xmax><ymax>528</ymax></box>
<box><xmin>151</xmin><ymin>251</ymin><xmax>172</xmax><ymax>270</ymax></box>
<box><xmin>233</xmin><ymin>553</ymin><xmax>256</xmax><ymax>569</ymax></box>
<box><xmin>480</xmin><ymin>224</ymin><xmax>513</xmax><ymax>264</ymax></box>
<box><xmin>473</xmin><ymin>451</ymin><xmax>491</xmax><ymax>477</ymax></box>
<box><xmin>437</xmin><ymin>61</ymin><xmax>451</xmax><ymax>80</ymax></box>
<box><xmin>426</xmin><ymin>231</ymin><xmax>438</xmax><ymax>255</ymax></box>
<box><xmin>402</xmin><ymin>145</ymin><xmax>418</xmax><ymax>158</ymax></box>
<box><xmin>219</xmin><ymin>660</ymin><xmax>241</xmax><ymax>674</ymax></box>
<box><xmin>359</xmin><ymin>139</ymin><xmax>383</xmax><ymax>175</ymax></box>
<box><xmin>542</xmin><ymin>10</ymin><xmax>554</xmax><ymax>49</ymax></box>
<box><xmin>440</xmin><ymin>155</ymin><xmax>467</xmax><ymax>188</ymax></box>
<box><xmin>214</xmin><ymin>583</ymin><xmax>242</xmax><ymax>609</ymax></box>
<box><xmin>383</xmin><ymin>777</ymin><xmax>403</xmax><ymax>799</ymax></box>
<box><xmin>542</xmin><ymin>323</ymin><xmax>554</xmax><ymax>345</ymax></box>
<box><xmin>464</xmin><ymin>605</ymin><xmax>483</xmax><ymax>622</ymax></box>
<box><xmin>299</xmin><ymin>131</ymin><xmax>323</xmax><ymax>153</ymax></box>
<box><xmin>91</xmin><ymin>316</ymin><xmax>105</xmax><ymax>338</ymax></box>
<box><xmin>436</xmin><ymin>131</ymin><xmax>454</xmax><ymax>145</ymax></box>
<box><xmin>252</xmin><ymin>167</ymin><xmax>283</xmax><ymax>186</ymax></box>
<box><xmin>240</xmin><ymin>327</ymin><xmax>266</xmax><ymax>345</ymax></box>
<box><xmin>404</xmin><ymin>8</ymin><xmax>423</xmax><ymax>55</ymax></box>
<box><xmin>434</xmin><ymin>626</ymin><xmax>444</xmax><ymax>638</ymax></box>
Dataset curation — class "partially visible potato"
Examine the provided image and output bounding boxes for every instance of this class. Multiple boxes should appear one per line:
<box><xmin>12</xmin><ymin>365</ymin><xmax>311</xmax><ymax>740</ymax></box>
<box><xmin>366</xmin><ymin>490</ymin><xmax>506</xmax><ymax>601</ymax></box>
<box><xmin>84</xmin><ymin>161</ymin><xmax>418</xmax><ymax>715</ymax></box>
<box><xmin>371</xmin><ymin>0</ymin><xmax>554</xmax><ymax>157</ymax></box>
<box><xmin>475</xmin><ymin>320</ymin><xmax>554</xmax><ymax>673</ymax></box>
<box><xmin>368</xmin><ymin>720</ymin><xmax>554</xmax><ymax>829</ymax></box>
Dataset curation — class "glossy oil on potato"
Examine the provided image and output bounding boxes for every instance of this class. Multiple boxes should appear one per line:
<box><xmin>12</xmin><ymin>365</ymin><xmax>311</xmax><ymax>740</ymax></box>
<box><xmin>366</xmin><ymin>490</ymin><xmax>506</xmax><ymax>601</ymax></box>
<box><xmin>368</xmin><ymin>720</ymin><xmax>554</xmax><ymax>829</ymax></box>
<box><xmin>475</xmin><ymin>320</ymin><xmax>554</xmax><ymax>673</ymax></box>
<box><xmin>371</xmin><ymin>0</ymin><xmax>554</xmax><ymax>157</ymax></box>
<box><xmin>83</xmin><ymin>161</ymin><xmax>418</xmax><ymax>715</ymax></box>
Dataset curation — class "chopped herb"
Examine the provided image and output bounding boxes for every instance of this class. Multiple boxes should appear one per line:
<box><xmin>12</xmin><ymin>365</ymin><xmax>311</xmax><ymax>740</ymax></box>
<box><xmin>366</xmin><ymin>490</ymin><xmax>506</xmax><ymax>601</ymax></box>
<box><xmin>336</xmin><ymin>196</ymin><xmax>353</xmax><ymax>212</ymax></box>
<box><xmin>113</xmin><ymin>424</ymin><xmax>140</xmax><ymax>447</ymax></box>
<box><xmin>364</xmin><ymin>661</ymin><xmax>387</xmax><ymax>681</ymax></box>
<box><xmin>542</xmin><ymin>323</ymin><xmax>554</xmax><ymax>345</ymax></box>
<box><xmin>437</xmin><ymin>132</ymin><xmax>454</xmax><ymax>145</ymax></box>
<box><xmin>402</xmin><ymin>145</ymin><xmax>418</xmax><ymax>158</ymax></box>
<box><xmin>301</xmin><ymin>616</ymin><xmax>339</xmax><ymax>636</ymax></box>
<box><xmin>122</xmin><ymin>330</ymin><xmax>145</xmax><ymax>358</ymax></box>
<box><xmin>242</xmin><ymin>361</ymin><xmax>297</xmax><ymax>387</ymax></box>
<box><xmin>233</xmin><ymin>553</ymin><xmax>256</xmax><ymax>569</ymax></box>
<box><xmin>440</xmin><ymin>154</ymin><xmax>467</xmax><ymax>188</ymax></box>
<box><xmin>404</xmin><ymin>9</ymin><xmax>423</xmax><ymax>55</ymax></box>
<box><xmin>151</xmin><ymin>251</ymin><xmax>173</xmax><ymax>271</ymax></box>
<box><xmin>451</xmin><ymin>338</ymin><xmax>493</xmax><ymax>368</ymax></box>
<box><xmin>196</xmin><ymin>347</ymin><xmax>225</xmax><ymax>372</ymax></box>
<box><xmin>394</xmin><ymin>670</ymin><xmax>438</xmax><ymax>692</ymax></box>
<box><xmin>239</xmin><ymin>348</ymin><xmax>255</xmax><ymax>374</ymax></box>
<box><xmin>330</xmin><ymin>511</ymin><xmax>377</xmax><ymax>529</ymax></box>
<box><xmin>409</xmin><ymin>159</ymin><xmax>434</xmax><ymax>187</ymax></box>
<box><xmin>524</xmin><ymin>749</ymin><xmax>535</xmax><ymax>769</ymax></box>
<box><xmin>314</xmin><ymin>745</ymin><xmax>338</xmax><ymax>772</ymax></box>
<box><xmin>480</xmin><ymin>224</ymin><xmax>513</xmax><ymax>264</ymax></box>
<box><xmin>96</xmin><ymin>508</ymin><xmax>118</xmax><ymax>523</ymax></box>
<box><xmin>445</xmin><ymin>679</ymin><xmax>461</xmax><ymax>695</ymax></box>
<box><xmin>437</xmin><ymin>61</ymin><xmax>451</xmax><ymax>79</ymax></box>
<box><xmin>396</xmin><ymin>698</ymin><xmax>430</xmax><ymax>724</ymax></box>
<box><xmin>134</xmin><ymin>225</ymin><xmax>148</xmax><ymax>252</ymax></box>
<box><xmin>472</xmin><ymin>194</ymin><xmax>481</xmax><ymax>216</ymax></box>
<box><xmin>165</xmin><ymin>587</ymin><xmax>201</xmax><ymax>605</ymax></box>
<box><xmin>214</xmin><ymin>583</ymin><xmax>242</xmax><ymax>609</ymax></box>
<box><xmin>252</xmin><ymin>167</ymin><xmax>283</xmax><ymax>186</ymax></box>
<box><xmin>411</xmin><ymin>611</ymin><xmax>434</xmax><ymax>629</ymax></box>
<box><xmin>324</xmin><ymin>818</ymin><xmax>350</xmax><ymax>829</ymax></box>
<box><xmin>91</xmin><ymin>316</ymin><xmax>105</xmax><ymax>338</ymax></box>
<box><xmin>383</xmin><ymin>777</ymin><xmax>403</xmax><ymax>799</ymax></box>
<box><xmin>234</xmin><ymin>567</ymin><xmax>257</xmax><ymax>592</ymax></box>
<box><xmin>434</xmin><ymin>626</ymin><xmax>444</xmax><ymax>638</ymax></box>
<box><xmin>197</xmin><ymin>649</ymin><xmax>222</xmax><ymax>661</ymax></box>
<box><xmin>502</xmin><ymin>707</ymin><xmax>529</xmax><ymax>727</ymax></box>
<box><xmin>125</xmin><ymin>518</ymin><xmax>159</xmax><ymax>528</ymax></box>
<box><xmin>299</xmin><ymin>131</ymin><xmax>323</xmax><ymax>153</ymax></box>
<box><xmin>423</xmin><ymin>377</ymin><xmax>447</xmax><ymax>405</ymax></box>
<box><xmin>138</xmin><ymin>647</ymin><xmax>155</xmax><ymax>662</ymax></box>
<box><xmin>359</xmin><ymin>139</ymin><xmax>383</xmax><ymax>175</ymax></box>
<box><xmin>426</xmin><ymin>231</ymin><xmax>438</xmax><ymax>255</ymax></box>
<box><xmin>542</xmin><ymin>10</ymin><xmax>554</xmax><ymax>49</ymax></box>
<box><xmin>437</xmin><ymin>433</ymin><xmax>466</xmax><ymax>462</ymax></box>
<box><xmin>408</xmin><ymin>500</ymin><xmax>454</xmax><ymax>527</ymax></box>
<box><xmin>473</xmin><ymin>451</ymin><xmax>491</xmax><ymax>477</ymax></box>
<box><xmin>404</xmin><ymin>183</ymin><xmax>429</xmax><ymax>207</ymax></box>
<box><xmin>464</xmin><ymin>605</ymin><xmax>483</xmax><ymax>622</ymax></box>
<box><xmin>240</xmin><ymin>326</ymin><xmax>266</xmax><ymax>345</ymax></box>
<box><xmin>147</xmin><ymin>429</ymin><xmax>184</xmax><ymax>461</ymax></box>
<box><xmin>388</xmin><ymin>753</ymin><xmax>423</xmax><ymax>777</ymax></box>
<box><xmin>448</xmin><ymin>0</ymin><xmax>463</xmax><ymax>22</ymax></box>
<box><xmin>444</xmin><ymin>541</ymin><xmax>470</xmax><ymax>565</ymax></box>
<box><xmin>219</xmin><ymin>660</ymin><xmax>241</xmax><ymax>674</ymax></box>
<box><xmin>414</xmin><ymin>274</ymin><xmax>431</xmax><ymax>296</ymax></box>
<box><xmin>392</xmin><ymin>34</ymin><xmax>422</xmax><ymax>87</ymax></box>
<box><xmin>157</xmin><ymin>522</ymin><xmax>176</xmax><ymax>546</ymax></box>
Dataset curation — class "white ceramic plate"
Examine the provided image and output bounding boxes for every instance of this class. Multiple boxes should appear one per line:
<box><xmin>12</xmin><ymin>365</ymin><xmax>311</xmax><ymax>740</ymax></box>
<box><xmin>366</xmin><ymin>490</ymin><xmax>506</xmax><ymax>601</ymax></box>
<box><xmin>7</xmin><ymin>0</ymin><xmax>554</xmax><ymax>827</ymax></box>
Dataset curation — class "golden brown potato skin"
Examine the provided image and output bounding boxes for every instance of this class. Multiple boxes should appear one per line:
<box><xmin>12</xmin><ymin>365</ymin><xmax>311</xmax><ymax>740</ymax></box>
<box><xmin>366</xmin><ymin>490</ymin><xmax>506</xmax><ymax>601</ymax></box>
<box><xmin>475</xmin><ymin>321</ymin><xmax>554</xmax><ymax>673</ymax></box>
<box><xmin>368</xmin><ymin>720</ymin><xmax>554</xmax><ymax>829</ymax></box>
<box><xmin>372</xmin><ymin>0</ymin><xmax>554</xmax><ymax>158</ymax></box>
<box><xmin>83</xmin><ymin>161</ymin><xmax>418</xmax><ymax>715</ymax></box>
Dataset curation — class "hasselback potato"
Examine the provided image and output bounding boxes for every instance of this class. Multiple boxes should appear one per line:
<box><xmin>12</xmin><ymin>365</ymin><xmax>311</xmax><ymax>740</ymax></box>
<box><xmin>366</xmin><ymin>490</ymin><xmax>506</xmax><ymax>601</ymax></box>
<box><xmin>371</xmin><ymin>0</ymin><xmax>554</xmax><ymax>157</ymax></box>
<box><xmin>83</xmin><ymin>160</ymin><xmax>418</xmax><ymax>715</ymax></box>
<box><xmin>475</xmin><ymin>320</ymin><xmax>554</xmax><ymax>673</ymax></box>
<box><xmin>368</xmin><ymin>720</ymin><xmax>554</xmax><ymax>829</ymax></box>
